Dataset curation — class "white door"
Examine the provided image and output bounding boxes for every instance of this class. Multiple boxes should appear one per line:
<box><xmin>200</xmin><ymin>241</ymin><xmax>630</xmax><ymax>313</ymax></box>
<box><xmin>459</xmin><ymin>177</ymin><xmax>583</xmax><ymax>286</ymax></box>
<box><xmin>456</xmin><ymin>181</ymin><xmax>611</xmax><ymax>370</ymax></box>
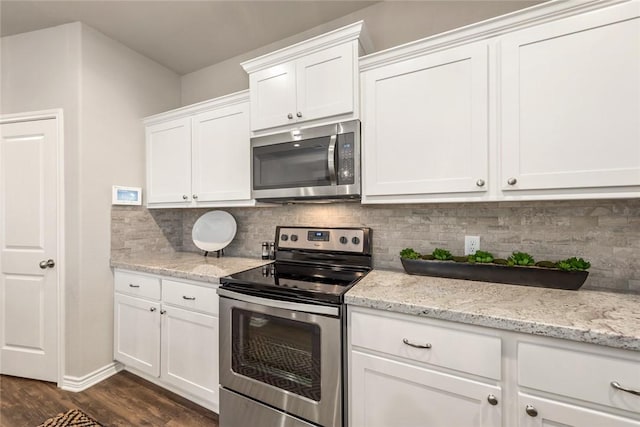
<box><xmin>161</xmin><ymin>305</ymin><xmax>219</xmax><ymax>406</ymax></box>
<box><xmin>500</xmin><ymin>3</ymin><xmax>640</xmax><ymax>192</ymax></box>
<box><xmin>0</xmin><ymin>118</ymin><xmax>59</xmax><ymax>382</ymax></box>
<box><xmin>518</xmin><ymin>393</ymin><xmax>640</xmax><ymax>427</ymax></box>
<box><xmin>146</xmin><ymin>117</ymin><xmax>192</xmax><ymax>204</ymax></box>
<box><xmin>362</xmin><ymin>42</ymin><xmax>489</xmax><ymax>200</ymax></box>
<box><xmin>191</xmin><ymin>102</ymin><xmax>251</xmax><ymax>203</ymax></box>
<box><xmin>350</xmin><ymin>351</ymin><xmax>502</xmax><ymax>427</ymax></box>
<box><xmin>296</xmin><ymin>42</ymin><xmax>355</xmax><ymax>123</ymax></box>
<box><xmin>249</xmin><ymin>62</ymin><xmax>297</xmax><ymax>131</ymax></box>
<box><xmin>113</xmin><ymin>293</ymin><xmax>161</xmax><ymax>377</ymax></box>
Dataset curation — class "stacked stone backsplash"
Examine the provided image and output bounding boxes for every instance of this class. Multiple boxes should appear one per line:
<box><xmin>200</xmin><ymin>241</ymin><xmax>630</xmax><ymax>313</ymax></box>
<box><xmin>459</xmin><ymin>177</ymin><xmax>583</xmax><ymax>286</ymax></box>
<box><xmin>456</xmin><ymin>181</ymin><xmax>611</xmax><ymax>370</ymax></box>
<box><xmin>112</xmin><ymin>199</ymin><xmax>640</xmax><ymax>293</ymax></box>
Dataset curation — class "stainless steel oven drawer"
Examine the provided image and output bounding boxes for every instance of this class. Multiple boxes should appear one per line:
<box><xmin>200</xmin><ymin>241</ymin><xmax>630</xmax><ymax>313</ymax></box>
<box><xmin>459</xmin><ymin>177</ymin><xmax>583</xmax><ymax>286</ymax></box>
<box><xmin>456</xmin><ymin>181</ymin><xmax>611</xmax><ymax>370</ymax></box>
<box><xmin>220</xmin><ymin>388</ymin><xmax>316</xmax><ymax>427</ymax></box>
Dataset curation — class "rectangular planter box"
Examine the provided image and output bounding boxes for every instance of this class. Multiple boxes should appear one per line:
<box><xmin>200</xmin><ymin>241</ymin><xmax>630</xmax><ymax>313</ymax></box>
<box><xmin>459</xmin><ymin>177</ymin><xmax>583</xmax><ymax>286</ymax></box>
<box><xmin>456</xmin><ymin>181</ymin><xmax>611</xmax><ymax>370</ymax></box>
<box><xmin>401</xmin><ymin>258</ymin><xmax>588</xmax><ymax>290</ymax></box>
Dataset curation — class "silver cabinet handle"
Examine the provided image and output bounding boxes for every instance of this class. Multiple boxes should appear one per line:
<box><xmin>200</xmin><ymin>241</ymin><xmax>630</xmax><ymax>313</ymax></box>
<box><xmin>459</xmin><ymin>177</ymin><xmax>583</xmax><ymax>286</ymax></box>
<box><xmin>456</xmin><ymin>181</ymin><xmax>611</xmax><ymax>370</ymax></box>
<box><xmin>192</xmin><ymin>194</ymin><xmax>198</xmax><ymax>199</ymax></box>
<box><xmin>150</xmin><ymin>307</ymin><xmax>157</xmax><ymax>312</ymax></box>
<box><xmin>296</xmin><ymin>112</ymin><xmax>302</xmax><ymax>118</ymax></box>
<box><xmin>525</xmin><ymin>405</ymin><xmax>538</xmax><ymax>417</ymax></box>
<box><xmin>287</xmin><ymin>113</ymin><xmax>293</xmax><ymax>119</ymax></box>
<box><xmin>160</xmin><ymin>310</ymin><xmax>166</xmax><ymax>315</ymax></box>
<box><xmin>507</xmin><ymin>177</ymin><xmax>517</xmax><ymax>185</ymax></box>
<box><xmin>487</xmin><ymin>394</ymin><xmax>498</xmax><ymax>406</ymax></box>
<box><xmin>182</xmin><ymin>194</ymin><xmax>188</xmax><ymax>200</ymax></box>
<box><xmin>39</xmin><ymin>259</ymin><xmax>55</xmax><ymax>269</ymax></box>
<box><xmin>611</xmin><ymin>381</ymin><xmax>640</xmax><ymax>397</ymax></box>
<box><xmin>182</xmin><ymin>296</ymin><xmax>196</xmax><ymax>301</ymax></box>
<box><xmin>128</xmin><ymin>283</ymin><xmax>140</xmax><ymax>288</ymax></box>
<box><xmin>402</xmin><ymin>338</ymin><xmax>432</xmax><ymax>349</ymax></box>
<box><xmin>476</xmin><ymin>179</ymin><xmax>485</xmax><ymax>187</ymax></box>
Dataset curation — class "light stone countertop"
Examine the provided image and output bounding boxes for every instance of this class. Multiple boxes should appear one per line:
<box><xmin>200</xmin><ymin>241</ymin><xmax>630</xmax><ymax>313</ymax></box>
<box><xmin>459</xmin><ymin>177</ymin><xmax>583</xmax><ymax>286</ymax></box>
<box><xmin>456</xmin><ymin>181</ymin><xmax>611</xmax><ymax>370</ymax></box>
<box><xmin>111</xmin><ymin>252</ymin><xmax>270</xmax><ymax>284</ymax></box>
<box><xmin>345</xmin><ymin>270</ymin><xmax>640</xmax><ymax>351</ymax></box>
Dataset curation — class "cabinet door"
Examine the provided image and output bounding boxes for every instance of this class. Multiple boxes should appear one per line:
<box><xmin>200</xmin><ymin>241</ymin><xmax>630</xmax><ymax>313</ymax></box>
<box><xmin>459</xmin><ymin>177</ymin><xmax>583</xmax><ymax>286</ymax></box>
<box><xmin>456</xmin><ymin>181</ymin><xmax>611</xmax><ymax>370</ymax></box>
<box><xmin>161</xmin><ymin>305</ymin><xmax>219</xmax><ymax>408</ymax></box>
<box><xmin>350</xmin><ymin>351</ymin><xmax>502</xmax><ymax>427</ymax></box>
<box><xmin>296</xmin><ymin>42</ymin><xmax>355</xmax><ymax>123</ymax></box>
<box><xmin>146</xmin><ymin>117</ymin><xmax>192</xmax><ymax>204</ymax></box>
<box><xmin>518</xmin><ymin>393</ymin><xmax>640</xmax><ymax>427</ymax></box>
<box><xmin>249</xmin><ymin>62</ymin><xmax>297</xmax><ymax>131</ymax></box>
<box><xmin>114</xmin><ymin>293</ymin><xmax>161</xmax><ymax>377</ymax></box>
<box><xmin>362</xmin><ymin>42</ymin><xmax>489</xmax><ymax>200</ymax></box>
<box><xmin>192</xmin><ymin>102</ymin><xmax>251</xmax><ymax>202</ymax></box>
<box><xmin>500</xmin><ymin>3</ymin><xmax>640</xmax><ymax>193</ymax></box>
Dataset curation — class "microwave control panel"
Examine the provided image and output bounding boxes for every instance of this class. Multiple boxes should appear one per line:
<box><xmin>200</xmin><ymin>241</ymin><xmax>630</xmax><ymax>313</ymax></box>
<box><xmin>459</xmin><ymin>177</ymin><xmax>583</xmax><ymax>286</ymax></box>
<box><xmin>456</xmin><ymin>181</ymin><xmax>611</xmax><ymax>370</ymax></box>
<box><xmin>337</xmin><ymin>134</ymin><xmax>355</xmax><ymax>185</ymax></box>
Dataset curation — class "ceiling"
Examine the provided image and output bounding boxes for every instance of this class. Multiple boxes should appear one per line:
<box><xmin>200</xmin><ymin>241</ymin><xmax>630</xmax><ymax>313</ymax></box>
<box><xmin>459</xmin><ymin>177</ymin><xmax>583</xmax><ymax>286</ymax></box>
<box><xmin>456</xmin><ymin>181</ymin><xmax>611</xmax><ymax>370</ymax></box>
<box><xmin>0</xmin><ymin>1</ymin><xmax>378</xmax><ymax>75</ymax></box>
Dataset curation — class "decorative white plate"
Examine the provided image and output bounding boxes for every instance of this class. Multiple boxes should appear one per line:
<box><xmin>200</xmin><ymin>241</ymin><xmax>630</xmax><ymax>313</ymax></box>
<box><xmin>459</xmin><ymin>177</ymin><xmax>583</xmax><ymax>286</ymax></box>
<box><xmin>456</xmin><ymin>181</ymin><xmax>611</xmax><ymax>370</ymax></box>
<box><xmin>191</xmin><ymin>210</ymin><xmax>237</xmax><ymax>252</ymax></box>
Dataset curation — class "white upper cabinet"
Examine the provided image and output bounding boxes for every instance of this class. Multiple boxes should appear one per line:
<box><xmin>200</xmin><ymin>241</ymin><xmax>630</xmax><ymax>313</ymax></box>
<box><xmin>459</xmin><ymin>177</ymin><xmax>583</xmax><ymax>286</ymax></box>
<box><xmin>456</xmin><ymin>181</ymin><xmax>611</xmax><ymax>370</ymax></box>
<box><xmin>144</xmin><ymin>91</ymin><xmax>254</xmax><ymax>208</ymax></box>
<box><xmin>243</xmin><ymin>21</ymin><xmax>371</xmax><ymax>133</ymax></box>
<box><xmin>361</xmin><ymin>42</ymin><xmax>490</xmax><ymax>203</ymax></box>
<box><xmin>146</xmin><ymin>117</ymin><xmax>191</xmax><ymax>204</ymax></box>
<box><xmin>500</xmin><ymin>2</ymin><xmax>640</xmax><ymax>198</ymax></box>
<box><xmin>360</xmin><ymin>0</ymin><xmax>640</xmax><ymax>203</ymax></box>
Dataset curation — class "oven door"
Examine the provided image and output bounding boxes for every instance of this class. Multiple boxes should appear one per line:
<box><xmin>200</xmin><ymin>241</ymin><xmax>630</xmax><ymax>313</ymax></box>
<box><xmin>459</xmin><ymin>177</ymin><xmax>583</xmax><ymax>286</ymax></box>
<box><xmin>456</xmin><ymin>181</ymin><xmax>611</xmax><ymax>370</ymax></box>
<box><xmin>219</xmin><ymin>289</ymin><xmax>342</xmax><ymax>427</ymax></box>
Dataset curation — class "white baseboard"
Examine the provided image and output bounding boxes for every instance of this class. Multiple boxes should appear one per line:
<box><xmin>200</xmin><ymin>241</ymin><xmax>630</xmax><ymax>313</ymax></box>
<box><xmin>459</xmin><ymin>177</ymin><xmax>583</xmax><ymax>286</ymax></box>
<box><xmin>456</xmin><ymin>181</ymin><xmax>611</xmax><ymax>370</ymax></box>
<box><xmin>61</xmin><ymin>362</ymin><xmax>124</xmax><ymax>392</ymax></box>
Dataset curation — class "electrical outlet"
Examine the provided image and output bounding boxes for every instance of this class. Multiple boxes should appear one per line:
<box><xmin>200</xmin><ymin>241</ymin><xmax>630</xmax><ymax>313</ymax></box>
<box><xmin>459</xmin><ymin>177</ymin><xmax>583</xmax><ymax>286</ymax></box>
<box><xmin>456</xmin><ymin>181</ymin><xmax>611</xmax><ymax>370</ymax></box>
<box><xmin>465</xmin><ymin>236</ymin><xmax>480</xmax><ymax>255</ymax></box>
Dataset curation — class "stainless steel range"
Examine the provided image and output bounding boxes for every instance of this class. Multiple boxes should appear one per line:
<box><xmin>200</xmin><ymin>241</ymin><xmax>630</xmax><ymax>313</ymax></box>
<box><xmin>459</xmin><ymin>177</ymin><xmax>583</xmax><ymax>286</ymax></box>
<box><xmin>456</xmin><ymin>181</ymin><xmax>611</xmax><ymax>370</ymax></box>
<box><xmin>218</xmin><ymin>226</ymin><xmax>372</xmax><ymax>427</ymax></box>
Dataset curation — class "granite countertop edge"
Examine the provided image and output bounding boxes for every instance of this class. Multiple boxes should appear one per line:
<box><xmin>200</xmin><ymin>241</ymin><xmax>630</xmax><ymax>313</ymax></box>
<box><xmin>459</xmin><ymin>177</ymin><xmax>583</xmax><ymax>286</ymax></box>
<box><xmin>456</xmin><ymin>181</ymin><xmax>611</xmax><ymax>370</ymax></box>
<box><xmin>345</xmin><ymin>270</ymin><xmax>640</xmax><ymax>352</ymax></box>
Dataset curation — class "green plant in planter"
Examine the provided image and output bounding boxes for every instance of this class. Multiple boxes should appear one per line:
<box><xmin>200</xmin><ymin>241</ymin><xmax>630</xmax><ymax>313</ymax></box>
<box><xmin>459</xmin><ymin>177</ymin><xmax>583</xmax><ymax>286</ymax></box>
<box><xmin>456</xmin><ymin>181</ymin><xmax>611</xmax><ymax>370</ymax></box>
<box><xmin>470</xmin><ymin>250</ymin><xmax>494</xmax><ymax>263</ymax></box>
<box><xmin>400</xmin><ymin>248</ymin><xmax>421</xmax><ymax>260</ymax></box>
<box><xmin>556</xmin><ymin>257</ymin><xmax>591</xmax><ymax>271</ymax></box>
<box><xmin>508</xmin><ymin>252</ymin><xmax>535</xmax><ymax>266</ymax></box>
<box><xmin>432</xmin><ymin>248</ymin><xmax>453</xmax><ymax>261</ymax></box>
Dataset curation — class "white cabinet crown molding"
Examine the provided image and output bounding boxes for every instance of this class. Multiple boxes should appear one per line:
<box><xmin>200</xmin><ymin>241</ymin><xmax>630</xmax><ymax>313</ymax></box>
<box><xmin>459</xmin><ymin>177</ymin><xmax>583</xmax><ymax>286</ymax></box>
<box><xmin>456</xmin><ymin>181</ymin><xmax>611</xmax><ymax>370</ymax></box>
<box><xmin>359</xmin><ymin>0</ymin><xmax>633</xmax><ymax>71</ymax></box>
<box><xmin>241</xmin><ymin>20</ymin><xmax>370</xmax><ymax>74</ymax></box>
<box><xmin>143</xmin><ymin>90</ymin><xmax>249</xmax><ymax>126</ymax></box>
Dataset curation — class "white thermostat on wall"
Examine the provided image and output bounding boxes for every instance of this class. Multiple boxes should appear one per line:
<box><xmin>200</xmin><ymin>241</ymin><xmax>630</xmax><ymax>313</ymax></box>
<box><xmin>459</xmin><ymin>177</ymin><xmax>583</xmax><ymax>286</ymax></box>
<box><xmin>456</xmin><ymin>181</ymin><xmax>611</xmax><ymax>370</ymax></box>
<box><xmin>112</xmin><ymin>186</ymin><xmax>142</xmax><ymax>205</ymax></box>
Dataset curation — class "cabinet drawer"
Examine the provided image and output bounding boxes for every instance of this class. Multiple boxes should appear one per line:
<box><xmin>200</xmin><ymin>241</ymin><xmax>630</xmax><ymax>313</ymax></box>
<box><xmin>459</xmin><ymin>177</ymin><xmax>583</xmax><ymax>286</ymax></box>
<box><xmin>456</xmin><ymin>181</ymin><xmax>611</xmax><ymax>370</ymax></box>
<box><xmin>162</xmin><ymin>279</ymin><xmax>218</xmax><ymax>315</ymax></box>
<box><xmin>114</xmin><ymin>270</ymin><xmax>161</xmax><ymax>300</ymax></box>
<box><xmin>518</xmin><ymin>342</ymin><xmax>640</xmax><ymax>414</ymax></box>
<box><xmin>351</xmin><ymin>310</ymin><xmax>501</xmax><ymax>379</ymax></box>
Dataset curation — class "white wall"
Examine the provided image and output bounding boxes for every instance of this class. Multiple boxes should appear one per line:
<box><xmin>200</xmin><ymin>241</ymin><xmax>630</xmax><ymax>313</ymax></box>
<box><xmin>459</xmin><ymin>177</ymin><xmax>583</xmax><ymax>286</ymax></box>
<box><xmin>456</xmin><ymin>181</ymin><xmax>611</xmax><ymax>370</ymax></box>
<box><xmin>181</xmin><ymin>0</ymin><xmax>541</xmax><ymax>105</ymax></box>
<box><xmin>1</xmin><ymin>23</ymin><xmax>181</xmax><ymax>378</ymax></box>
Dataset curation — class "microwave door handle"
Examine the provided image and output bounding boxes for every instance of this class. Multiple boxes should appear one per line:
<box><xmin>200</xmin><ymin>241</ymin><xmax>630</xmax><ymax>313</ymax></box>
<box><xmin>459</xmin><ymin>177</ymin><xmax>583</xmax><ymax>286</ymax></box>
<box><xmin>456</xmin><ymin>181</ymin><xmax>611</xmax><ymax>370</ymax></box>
<box><xmin>327</xmin><ymin>134</ymin><xmax>337</xmax><ymax>185</ymax></box>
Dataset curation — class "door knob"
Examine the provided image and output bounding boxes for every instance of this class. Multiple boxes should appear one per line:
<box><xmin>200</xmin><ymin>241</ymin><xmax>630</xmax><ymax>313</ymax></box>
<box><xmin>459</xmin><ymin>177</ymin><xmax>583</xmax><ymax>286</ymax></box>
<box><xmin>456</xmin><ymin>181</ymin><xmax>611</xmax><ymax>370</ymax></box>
<box><xmin>507</xmin><ymin>177</ymin><xmax>517</xmax><ymax>186</ymax></box>
<box><xmin>476</xmin><ymin>179</ymin><xmax>485</xmax><ymax>187</ymax></box>
<box><xmin>182</xmin><ymin>194</ymin><xmax>188</xmax><ymax>200</ymax></box>
<box><xmin>192</xmin><ymin>194</ymin><xmax>198</xmax><ymax>199</ymax></box>
<box><xmin>296</xmin><ymin>112</ymin><xmax>303</xmax><ymax>118</ymax></box>
<box><xmin>39</xmin><ymin>259</ymin><xmax>55</xmax><ymax>269</ymax></box>
<box><xmin>287</xmin><ymin>113</ymin><xmax>293</xmax><ymax>119</ymax></box>
<box><xmin>525</xmin><ymin>405</ymin><xmax>538</xmax><ymax>417</ymax></box>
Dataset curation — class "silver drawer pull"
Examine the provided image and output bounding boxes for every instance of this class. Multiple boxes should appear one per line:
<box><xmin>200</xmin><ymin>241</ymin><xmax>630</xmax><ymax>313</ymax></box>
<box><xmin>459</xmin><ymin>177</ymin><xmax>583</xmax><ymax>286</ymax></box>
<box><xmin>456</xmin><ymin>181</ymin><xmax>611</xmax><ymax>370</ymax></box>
<box><xmin>182</xmin><ymin>296</ymin><xmax>196</xmax><ymax>301</ymax></box>
<box><xmin>128</xmin><ymin>283</ymin><xmax>140</xmax><ymax>288</ymax></box>
<box><xmin>611</xmin><ymin>381</ymin><xmax>640</xmax><ymax>396</ymax></box>
<box><xmin>402</xmin><ymin>338</ymin><xmax>432</xmax><ymax>349</ymax></box>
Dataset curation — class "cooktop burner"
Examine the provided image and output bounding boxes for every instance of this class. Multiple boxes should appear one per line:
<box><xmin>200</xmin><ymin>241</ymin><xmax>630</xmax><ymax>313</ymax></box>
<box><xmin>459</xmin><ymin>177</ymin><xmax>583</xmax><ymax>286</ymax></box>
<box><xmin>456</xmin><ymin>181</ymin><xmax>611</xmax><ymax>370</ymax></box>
<box><xmin>220</xmin><ymin>226</ymin><xmax>372</xmax><ymax>305</ymax></box>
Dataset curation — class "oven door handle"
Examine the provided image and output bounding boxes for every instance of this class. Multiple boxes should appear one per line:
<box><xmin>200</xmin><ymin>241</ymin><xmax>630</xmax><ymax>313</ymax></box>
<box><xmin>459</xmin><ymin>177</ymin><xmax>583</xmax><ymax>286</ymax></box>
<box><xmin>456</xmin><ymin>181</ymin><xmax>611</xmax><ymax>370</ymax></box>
<box><xmin>218</xmin><ymin>288</ymin><xmax>339</xmax><ymax>317</ymax></box>
<box><xmin>327</xmin><ymin>134</ymin><xmax>337</xmax><ymax>185</ymax></box>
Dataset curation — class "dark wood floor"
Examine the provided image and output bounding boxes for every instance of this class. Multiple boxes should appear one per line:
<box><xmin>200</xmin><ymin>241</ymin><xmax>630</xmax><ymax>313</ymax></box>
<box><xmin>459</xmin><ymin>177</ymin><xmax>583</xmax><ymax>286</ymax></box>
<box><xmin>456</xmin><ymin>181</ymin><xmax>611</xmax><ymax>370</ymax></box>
<box><xmin>0</xmin><ymin>371</ymin><xmax>219</xmax><ymax>426</ymax></box>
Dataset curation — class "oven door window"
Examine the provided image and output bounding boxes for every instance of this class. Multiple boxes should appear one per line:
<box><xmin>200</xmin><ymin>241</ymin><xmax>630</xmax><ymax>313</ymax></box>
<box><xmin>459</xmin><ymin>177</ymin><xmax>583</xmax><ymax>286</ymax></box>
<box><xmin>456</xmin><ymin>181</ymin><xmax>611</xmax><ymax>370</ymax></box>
<box><xmin>253</xmin><ymin>136</ymin><xmax>331</xmax><ymax>190</ymax></box>
<box><xmin>231</xmin><ymin>308</ymin><xmax>321</xmax><ymax>401</ymax></box>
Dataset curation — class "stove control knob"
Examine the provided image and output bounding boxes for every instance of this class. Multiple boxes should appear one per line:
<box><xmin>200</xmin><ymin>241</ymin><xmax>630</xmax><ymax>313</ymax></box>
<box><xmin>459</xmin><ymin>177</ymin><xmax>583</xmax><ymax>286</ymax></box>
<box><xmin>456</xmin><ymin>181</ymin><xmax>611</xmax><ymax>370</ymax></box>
<box><xmin>281</xmin><ymin>234</ymin><xmax>289</xmax><ymax>241</ymax></box>
<box><xmin>352</xmin><ymin>236</ymin><xmax>361</xmax><ymax>245</ymax></box>
<box><xmin>339</xmin><ymin>236</ymin><xmax>348</xmax><ymax>244</ymax></box>
<box><xmin>291</xmin><ymin>234</ymin><xmax>298</xmax><ymax>242</ymax></box>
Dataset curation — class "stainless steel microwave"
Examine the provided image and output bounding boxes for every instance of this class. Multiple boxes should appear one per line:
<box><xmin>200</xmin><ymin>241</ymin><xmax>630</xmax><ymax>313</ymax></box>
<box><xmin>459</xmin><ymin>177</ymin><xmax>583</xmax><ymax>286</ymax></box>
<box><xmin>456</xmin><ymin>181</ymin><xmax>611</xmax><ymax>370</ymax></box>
<box><xmin>251</xmin><ymin>120</ymin><xmax>361</xmax><ymax>202</ymax></box>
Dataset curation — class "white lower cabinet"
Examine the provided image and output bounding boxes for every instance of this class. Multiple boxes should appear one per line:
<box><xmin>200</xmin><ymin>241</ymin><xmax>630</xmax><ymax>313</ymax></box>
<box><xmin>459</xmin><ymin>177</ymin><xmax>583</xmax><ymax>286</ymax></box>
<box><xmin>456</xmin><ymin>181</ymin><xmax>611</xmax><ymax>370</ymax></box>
<box><xmin>351</xmin><ymin>351</ymin><xmax>502</xmax><ymax>427</ymax></box>
<box><xmin>349</xmin><ymin>307</ymin><xmax>503</xmax><ymax>427</ymax></box>
<box><xmin>518</xmin><ymin>393</ymin><xmax>640</xmax><ymax>427</ymax></box>
<box><xmin>114</xmin><ymin>293</ymin><xmax>161</xmax><ymax>377</ymax></box>
<box><xmin>161</xmin><ymin>305</ymin><xmax>219</xmax><ymax>405</ymax></box>
<box><xmin>114</xmin><ymin>270</ymin><xmax>219</xmax><ymax>412</ymax></box>
<box><xmin>349</xmin><ymin>306</ymin><xmax>640</xmax><ymax>427</ymax></box>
